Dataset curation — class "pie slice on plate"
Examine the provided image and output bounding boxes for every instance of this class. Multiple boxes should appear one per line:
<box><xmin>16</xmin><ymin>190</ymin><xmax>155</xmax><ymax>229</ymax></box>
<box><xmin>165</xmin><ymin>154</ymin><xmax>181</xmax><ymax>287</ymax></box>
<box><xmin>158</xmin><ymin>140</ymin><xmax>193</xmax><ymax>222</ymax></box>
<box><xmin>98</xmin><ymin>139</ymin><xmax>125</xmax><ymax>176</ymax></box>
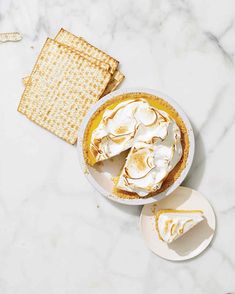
<box><xmin>155</xmin><ymin>209</ymin><xmax>204</xmax><ymax>243</ymax></box>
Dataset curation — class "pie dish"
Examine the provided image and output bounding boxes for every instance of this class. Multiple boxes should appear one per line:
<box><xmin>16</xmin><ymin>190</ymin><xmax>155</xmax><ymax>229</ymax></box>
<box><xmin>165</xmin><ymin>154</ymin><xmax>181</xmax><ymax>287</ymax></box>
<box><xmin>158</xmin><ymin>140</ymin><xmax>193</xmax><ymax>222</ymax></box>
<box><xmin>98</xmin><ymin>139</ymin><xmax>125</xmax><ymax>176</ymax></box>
<box><xmin>77</xmin><ymin>88</ymin><xmax>195</xmax><ymax>205</ymax></box>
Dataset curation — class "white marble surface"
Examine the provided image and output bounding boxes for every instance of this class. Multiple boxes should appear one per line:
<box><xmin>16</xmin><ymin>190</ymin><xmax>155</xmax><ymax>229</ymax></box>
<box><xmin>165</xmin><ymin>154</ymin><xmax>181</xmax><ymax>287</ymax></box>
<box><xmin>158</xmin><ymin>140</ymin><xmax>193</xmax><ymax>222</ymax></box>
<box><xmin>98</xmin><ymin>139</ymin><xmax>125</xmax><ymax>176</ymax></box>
<box><xmin>0</xmin><ymin>0</ymin><xmax>235</xmax><ymax>293</ymax></box>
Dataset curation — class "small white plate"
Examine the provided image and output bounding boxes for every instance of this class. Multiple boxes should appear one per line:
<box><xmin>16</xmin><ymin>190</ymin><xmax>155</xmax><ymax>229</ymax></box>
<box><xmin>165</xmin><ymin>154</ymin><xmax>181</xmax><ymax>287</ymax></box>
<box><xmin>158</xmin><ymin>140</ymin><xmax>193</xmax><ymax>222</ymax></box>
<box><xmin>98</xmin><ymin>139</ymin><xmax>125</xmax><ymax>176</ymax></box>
<box><xmin>77</xmin><ymin>88</ymin><xmax>195</xmax><ymax>205</ymax></box>
<box><xmin>140</xmin><ymin>186</ymin><xmax>216</xmax><ymax>261</ymax></box>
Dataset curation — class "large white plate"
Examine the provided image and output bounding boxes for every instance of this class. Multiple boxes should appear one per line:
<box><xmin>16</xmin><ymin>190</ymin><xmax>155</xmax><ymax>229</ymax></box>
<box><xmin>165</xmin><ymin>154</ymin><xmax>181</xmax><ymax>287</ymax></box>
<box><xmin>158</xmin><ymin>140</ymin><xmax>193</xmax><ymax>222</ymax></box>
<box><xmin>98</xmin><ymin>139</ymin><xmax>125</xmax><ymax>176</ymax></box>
<box><xmin>140</xmin><ymin>186</ymin><xmax>216</xmax><ymax>260</ymax></box>
<box><xmin>77</xmin><ymin>88</ymin><xmax>195</xmax><ymax>205</ymax></box>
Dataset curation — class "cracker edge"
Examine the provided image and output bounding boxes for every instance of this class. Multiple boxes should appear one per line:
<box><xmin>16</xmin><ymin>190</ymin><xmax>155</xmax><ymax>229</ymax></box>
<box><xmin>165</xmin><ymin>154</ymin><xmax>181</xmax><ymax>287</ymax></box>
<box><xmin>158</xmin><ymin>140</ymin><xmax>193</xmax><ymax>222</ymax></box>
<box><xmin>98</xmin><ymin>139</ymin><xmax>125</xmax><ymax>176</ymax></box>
<box><xmin>57</xmin><ymin>28</ymin><xmax>119</xmax><ymax>74</ymax></box>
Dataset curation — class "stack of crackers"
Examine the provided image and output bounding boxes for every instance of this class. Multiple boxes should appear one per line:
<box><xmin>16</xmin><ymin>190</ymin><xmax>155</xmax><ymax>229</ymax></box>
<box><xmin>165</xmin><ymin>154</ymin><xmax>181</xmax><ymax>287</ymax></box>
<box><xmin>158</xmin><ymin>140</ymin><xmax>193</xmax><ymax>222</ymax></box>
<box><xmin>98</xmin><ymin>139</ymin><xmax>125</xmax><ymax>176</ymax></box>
<box><xmin>18</xmin><ymin>28</ymin><xmax>124</xmax><ymax>144</ymax></box>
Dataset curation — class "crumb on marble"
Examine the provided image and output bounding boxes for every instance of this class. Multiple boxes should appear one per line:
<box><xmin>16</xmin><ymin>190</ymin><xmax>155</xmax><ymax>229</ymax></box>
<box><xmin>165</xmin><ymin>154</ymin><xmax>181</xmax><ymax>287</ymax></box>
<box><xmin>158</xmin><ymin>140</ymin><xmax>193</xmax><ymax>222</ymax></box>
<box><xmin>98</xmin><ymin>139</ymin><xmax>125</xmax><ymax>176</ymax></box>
<box><xmin>151</xmin><ymin>203</ymin><xmax>158</xmax><ymax>214</ymax></box>
<box><xmin>84</xmin><ymin>168</ymin><xmax>89</xmax><ymax>175</ymax></box>
<box><xmin>97</xmin><ymin>161</ymin><xmax>104</xmax><ymax>167</ymax></box>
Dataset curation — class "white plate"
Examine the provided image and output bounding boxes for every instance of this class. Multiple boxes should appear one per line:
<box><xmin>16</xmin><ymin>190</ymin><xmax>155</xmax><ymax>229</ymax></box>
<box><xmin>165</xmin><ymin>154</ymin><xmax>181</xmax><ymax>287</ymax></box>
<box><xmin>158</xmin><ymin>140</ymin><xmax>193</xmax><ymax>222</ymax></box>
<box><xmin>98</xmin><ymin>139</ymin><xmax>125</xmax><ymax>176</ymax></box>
<box><xmin>140</xmin><ymin>186</ymin><xmax>216</xmax><ymax>261</ymax></box>
<box><xmin>77</xmin><ymin>88</ymin><xmax>195</xmax><ymax>205</ymax></box>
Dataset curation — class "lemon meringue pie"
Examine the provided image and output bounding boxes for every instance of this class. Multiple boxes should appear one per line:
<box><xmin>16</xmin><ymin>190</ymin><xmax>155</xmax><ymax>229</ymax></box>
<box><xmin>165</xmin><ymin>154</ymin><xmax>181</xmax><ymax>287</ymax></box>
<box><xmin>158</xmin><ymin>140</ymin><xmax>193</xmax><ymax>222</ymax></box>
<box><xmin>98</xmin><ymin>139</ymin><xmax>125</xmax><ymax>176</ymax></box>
<box><xmin>155</xmin><ymin>209</ymin><xmax>204</xmax><ymax>243</ymax></box>
<box><xmin>83</xmin><ymin>92</ymin><xmax>189</xmax><ymax>199</ymax></box>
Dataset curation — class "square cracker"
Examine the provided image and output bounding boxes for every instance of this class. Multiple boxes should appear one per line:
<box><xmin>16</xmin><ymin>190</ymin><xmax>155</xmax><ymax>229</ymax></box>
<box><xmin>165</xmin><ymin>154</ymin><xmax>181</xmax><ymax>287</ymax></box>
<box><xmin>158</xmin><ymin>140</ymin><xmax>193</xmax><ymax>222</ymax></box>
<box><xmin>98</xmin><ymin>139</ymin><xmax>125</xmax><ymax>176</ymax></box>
<box><xmin>22</xmin><ymin>29</ymin><xmax>124</xmax><ymax>95</ymax></box>
<box><xmin>18</xmin><ymin>38</ymin><xmax>111</xmax><ymax>144</ymax></box>
<box><xmin>55</xmin><ymin>29</ymin><xmax>124</xmax><ymax>94</ymax></box>
<box><xmin>21</xmin><ymin>30</ymin><xmax>111</xmax><ymax>87</ymax></box>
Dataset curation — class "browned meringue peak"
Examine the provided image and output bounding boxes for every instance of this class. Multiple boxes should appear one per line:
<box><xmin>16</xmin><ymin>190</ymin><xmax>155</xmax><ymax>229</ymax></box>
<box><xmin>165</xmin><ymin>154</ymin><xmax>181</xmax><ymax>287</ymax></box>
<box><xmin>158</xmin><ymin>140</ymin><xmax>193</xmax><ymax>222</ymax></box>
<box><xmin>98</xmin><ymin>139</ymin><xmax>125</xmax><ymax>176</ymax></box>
<box><xmin>134</xmin><ymin>106</ymin><xmax>157</xmax><ymax>126</ymax></box>
<box><xmin>124</xmin><ymin>147</ymin><xmax>155</xmax><ymax>179</ymax></box>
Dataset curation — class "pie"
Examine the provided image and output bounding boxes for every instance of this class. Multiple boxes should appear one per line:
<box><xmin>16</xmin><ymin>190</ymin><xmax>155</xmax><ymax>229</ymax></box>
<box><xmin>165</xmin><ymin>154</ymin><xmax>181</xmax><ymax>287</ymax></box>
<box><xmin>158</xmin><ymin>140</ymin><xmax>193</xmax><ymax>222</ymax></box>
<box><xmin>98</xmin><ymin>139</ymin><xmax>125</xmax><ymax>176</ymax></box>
<box><xmin>83</xmin><ymin>92</ymin><xmax>189</xmax><ymax>199</ymax></box>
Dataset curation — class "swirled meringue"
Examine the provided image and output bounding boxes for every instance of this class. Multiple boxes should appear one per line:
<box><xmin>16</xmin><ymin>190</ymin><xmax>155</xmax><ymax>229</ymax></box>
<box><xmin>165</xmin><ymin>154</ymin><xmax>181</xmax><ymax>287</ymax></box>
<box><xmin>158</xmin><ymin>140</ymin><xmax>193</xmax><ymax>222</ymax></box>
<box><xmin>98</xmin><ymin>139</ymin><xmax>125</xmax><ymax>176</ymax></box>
<box><xmin>156</xmin><ymin>210</ymin><xmax>204</xmax><ymax>243</ymax></box>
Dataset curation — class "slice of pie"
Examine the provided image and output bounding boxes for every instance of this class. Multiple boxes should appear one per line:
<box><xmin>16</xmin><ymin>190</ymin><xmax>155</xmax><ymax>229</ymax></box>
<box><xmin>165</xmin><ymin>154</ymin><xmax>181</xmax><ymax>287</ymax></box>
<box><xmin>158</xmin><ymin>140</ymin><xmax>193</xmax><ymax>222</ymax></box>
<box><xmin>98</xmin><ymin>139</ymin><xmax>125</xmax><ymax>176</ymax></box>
<box><xmin>155</xmin><ymin>209</ymin><xmax>204</xmax><ymax>243</ymax></box>
<box><xmin>83</xmin><ymin>92</ymin><xmax>189</xmax><ymax>199</ymax></box>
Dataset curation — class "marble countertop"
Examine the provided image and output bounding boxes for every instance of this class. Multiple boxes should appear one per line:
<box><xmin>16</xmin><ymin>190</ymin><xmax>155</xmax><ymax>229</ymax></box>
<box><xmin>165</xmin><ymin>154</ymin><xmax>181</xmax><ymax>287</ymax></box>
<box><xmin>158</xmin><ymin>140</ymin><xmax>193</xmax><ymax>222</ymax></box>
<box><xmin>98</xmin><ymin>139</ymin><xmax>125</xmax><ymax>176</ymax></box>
<box><xmin>0</xmin><ymin>0</ymin><xmax>235</xmax><ymax>293</ymax></box>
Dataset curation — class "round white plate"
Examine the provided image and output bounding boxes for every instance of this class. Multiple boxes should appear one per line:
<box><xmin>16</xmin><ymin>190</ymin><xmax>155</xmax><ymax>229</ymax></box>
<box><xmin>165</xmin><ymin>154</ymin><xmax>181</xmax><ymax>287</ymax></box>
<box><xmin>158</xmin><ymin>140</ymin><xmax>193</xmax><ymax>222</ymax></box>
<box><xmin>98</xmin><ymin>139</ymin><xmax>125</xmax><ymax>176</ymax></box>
<box><xmin>140</xmin><ymin>186</ymin><xmax>216</xmax><ymax>261</ymax></box>
<box><xmin>77</xmin><ymin>88</ymin><xmax>195</xmax><ymax>205</ymax></box>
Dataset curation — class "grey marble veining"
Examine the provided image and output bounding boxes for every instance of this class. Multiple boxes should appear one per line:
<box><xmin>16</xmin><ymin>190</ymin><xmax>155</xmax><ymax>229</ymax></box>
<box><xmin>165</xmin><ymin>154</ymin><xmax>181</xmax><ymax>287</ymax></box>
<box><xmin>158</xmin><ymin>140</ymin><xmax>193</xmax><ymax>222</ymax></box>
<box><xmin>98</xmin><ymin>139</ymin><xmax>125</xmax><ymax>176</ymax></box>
<box><xmin>0</xmin><ymin>0</ymin><xmax>235</xmax><ymax>293</ymax></box>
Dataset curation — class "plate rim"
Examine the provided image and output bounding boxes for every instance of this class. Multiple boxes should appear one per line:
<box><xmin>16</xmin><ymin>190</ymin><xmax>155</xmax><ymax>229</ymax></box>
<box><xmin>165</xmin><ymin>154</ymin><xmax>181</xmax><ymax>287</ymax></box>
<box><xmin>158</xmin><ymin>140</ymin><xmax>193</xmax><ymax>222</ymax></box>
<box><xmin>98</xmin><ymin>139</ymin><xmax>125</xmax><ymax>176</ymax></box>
<box><xmin>77</xmin><ymin>88</ymin><xmax>195</xmax><ymax>205</ymax></box>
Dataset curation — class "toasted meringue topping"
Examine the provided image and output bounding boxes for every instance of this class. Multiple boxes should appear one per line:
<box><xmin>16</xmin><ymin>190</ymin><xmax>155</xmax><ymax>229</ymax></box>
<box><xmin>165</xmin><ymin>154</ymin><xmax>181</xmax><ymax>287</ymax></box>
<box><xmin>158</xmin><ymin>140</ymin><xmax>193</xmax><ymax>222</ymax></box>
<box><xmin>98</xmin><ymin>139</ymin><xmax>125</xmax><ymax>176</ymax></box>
<box><xmin>156</xmin><ymin>210</ymin><xmax>204</xmax><ymax>243</ymax></box>
<box><xmin>89</xmin><ymin>98</ymin><xmax>183</xmax><ymax>196</ymax></box>
<box><xmin>134</xmin><ymin>106</ymin><xmax>157</xmax><ymax>126</ymax></box>
<box><xmin>116</xmin><ymin>117</ymin><xmax>182</xmax><ymax>197</ymax></box>
<box><xmin>90</xmin><ymin>100</ymin><xmax>141</xmax><ymax>162</ymax></box>
<box><xmin>125</xmin><ymin>147</ymin><xmax>154</xmax><ymax>179</ymax></box>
